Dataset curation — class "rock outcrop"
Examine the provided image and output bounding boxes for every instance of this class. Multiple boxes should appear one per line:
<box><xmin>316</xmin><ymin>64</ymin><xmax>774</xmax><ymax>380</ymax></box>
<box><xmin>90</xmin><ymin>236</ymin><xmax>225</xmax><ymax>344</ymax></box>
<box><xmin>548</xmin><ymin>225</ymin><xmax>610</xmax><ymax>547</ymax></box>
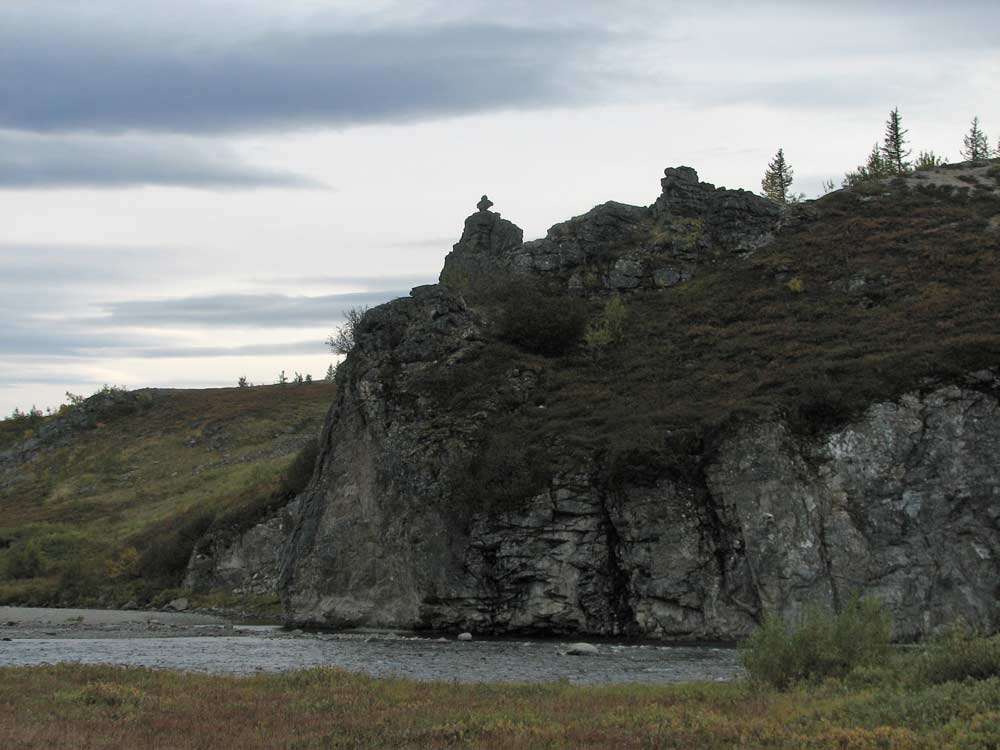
<box><xmin>272</xmin><ymin>165</ymin><xmax>1000</xmax><ymax>640</ymax></box>
<box><xmin>439</xmin><ymin>167</ymin><xmax>781</xmax><ymax>296</ymax></box>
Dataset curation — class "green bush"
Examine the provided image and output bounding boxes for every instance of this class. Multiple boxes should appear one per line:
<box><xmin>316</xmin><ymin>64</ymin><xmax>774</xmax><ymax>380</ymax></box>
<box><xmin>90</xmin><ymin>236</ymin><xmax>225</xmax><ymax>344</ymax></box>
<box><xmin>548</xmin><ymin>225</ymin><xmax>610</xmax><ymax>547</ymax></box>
<box><xmin>134</xmin><ymin>511</ymin><xmax>214</xmax><ymax>584</ymax></box>
<box><xmin>585</xmin><ymin>295</ymin><xmax>628</xmax><ymax>348</ymax></box>
<box><xmin>918</xmin><ymin>626</ymin><xmax>1000</xmax><ymax>685</ymax></box>
<box><xmin>740</xmin><ymin>597</ymin><xmax>892</xmax><ymax>689</ymax></box>
<box><xmin>2</xmin><ymin>541</ymin><xmax>45</xmax><ymax>580</ymax></box>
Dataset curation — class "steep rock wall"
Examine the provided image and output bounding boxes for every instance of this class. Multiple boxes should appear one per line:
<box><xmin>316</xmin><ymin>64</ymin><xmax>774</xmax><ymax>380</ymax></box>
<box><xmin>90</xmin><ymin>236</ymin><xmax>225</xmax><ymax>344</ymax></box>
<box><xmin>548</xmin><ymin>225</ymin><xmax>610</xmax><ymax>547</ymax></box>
<box><xmin>275</xmin><ymin>165</ymin><xmax>1000</xmax><ymax>639</ymax></box>
<box><xmin>278</xmin><ymin>279</ymin><xmax>1000</xmax><ymax>638</ymax></box>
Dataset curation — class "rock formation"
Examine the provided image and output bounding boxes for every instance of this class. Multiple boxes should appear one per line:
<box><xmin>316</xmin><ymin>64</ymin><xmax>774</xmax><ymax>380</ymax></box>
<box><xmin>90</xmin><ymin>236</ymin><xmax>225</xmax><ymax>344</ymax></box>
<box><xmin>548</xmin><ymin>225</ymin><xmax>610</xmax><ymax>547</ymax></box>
<box><xmin>207</xmin><ymin>165</ymin><xmax>1000</xmax><ymax>640</ymax></box>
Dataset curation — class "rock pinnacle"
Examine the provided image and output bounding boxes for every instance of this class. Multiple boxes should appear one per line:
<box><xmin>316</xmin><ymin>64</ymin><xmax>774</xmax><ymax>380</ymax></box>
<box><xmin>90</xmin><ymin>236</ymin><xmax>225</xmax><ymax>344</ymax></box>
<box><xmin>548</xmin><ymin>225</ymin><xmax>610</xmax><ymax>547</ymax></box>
<box><xmin>477</xmin><ymin>195</ymin><xmax>494</xmax><ymax>212</ymax></box>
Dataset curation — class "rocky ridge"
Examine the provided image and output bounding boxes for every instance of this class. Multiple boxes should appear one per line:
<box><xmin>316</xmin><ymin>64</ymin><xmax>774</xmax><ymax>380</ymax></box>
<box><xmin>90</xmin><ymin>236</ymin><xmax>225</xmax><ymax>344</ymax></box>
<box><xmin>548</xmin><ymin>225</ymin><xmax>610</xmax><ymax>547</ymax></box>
<box><xmin>193</xmin><ymin>164</ymin><xmax>1000</xmax><ymax>640</ymax></box>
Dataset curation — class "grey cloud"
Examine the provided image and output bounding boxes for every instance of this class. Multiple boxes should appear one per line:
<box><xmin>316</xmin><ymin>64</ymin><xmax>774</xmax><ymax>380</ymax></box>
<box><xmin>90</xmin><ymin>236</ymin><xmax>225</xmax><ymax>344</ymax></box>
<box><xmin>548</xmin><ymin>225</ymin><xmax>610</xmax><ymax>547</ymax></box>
<box><xmin>0</xmin><ymin>324</ymin><xmax>157</xmax><ymax>357</ymax></box>
<box><xmin>0</xmin><ymin>22</ymin><xmax>612</xmax><ymax>134</ymax></box>
<box><xmin>104</xmin><ymin>290</ymin><xmax>409</xmax><ymax>327</ymax></box>
<box><xmin>0</xmin><ymin>242</ymin><xmax>181</xmax><ymax>285</ymax></box>
<box><xmin>0</xmin><ymin>132</ymin><xmax>321</xmax><ymax>189</ymax></box>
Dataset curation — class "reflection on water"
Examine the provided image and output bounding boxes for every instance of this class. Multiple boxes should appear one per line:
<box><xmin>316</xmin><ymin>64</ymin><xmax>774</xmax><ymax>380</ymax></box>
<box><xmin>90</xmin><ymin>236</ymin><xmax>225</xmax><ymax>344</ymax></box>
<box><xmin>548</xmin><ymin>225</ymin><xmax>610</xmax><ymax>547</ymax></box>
<box><xmin>0</xmin><ymin>635</ymin><xmax>742</xmax><ymax>685</ymax></box>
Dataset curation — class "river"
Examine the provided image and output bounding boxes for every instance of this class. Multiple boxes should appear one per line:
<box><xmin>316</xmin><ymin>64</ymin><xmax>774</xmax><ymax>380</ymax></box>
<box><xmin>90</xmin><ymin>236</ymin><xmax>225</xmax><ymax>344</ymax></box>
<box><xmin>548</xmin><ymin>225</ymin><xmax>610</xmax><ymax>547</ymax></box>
<box><xmin>0</xmin><ymin>607</ymin><xmax>742</xmax><ymax>686</ymax></box>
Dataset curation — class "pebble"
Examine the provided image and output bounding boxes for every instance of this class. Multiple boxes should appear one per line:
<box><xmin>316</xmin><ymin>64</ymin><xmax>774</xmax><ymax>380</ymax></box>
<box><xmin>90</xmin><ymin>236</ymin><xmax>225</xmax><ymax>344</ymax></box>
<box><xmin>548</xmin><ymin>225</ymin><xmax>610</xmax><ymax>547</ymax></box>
<box><xmin>457</xmin><ymin>632</ymin><xmax>473</xmax><ymax>641</ymax></box>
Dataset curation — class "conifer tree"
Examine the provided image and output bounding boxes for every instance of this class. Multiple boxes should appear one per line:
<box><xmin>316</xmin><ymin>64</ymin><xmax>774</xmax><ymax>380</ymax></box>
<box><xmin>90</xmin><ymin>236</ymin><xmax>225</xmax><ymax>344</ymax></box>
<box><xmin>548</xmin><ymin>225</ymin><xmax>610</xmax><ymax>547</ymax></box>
<box><xmin>961</xmin><ymin>117</ymin><xmax>992</xmax><ymax>161</ymax></box>
<box><xmin>881</xmin><ymin>107</ymin><xmax>910</xmax><ymax>174</ymax></box>
<box><xmin>761</xmin><ymin>148</ymin><xmax>794</xmax><ymax>203</ymax></box>
<box><xmin>324</xmin><ymin>363</ymin><xmax>337</xmax><ymax>382</ymax></box>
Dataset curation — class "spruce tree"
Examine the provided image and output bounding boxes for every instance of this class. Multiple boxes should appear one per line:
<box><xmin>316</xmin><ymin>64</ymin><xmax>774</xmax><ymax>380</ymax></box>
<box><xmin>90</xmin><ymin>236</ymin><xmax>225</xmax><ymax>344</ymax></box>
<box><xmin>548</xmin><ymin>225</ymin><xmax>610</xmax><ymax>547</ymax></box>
<box><xmin>961</xmin><ymin>117</ymin><xmax>991</xmax><ymax>161</ymax></box>
<box><xmin>881</xmin><ymin>107</ymin><xmax>910</xmax><ymax>174</ymax></box>
<box><xmin>324</xmin><ymin>363</ymin><xmax>337</xmax><ymax>382</ymax></box>
<box><xmin>761</xmin><ymin>148</ymin><xmax>794</xmax><ymax>203</ymax></box>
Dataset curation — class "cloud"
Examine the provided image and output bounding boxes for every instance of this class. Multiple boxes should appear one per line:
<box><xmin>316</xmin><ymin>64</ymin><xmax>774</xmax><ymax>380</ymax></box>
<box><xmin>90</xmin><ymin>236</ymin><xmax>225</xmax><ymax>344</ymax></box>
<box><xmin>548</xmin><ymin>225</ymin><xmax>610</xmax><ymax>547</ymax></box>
<box><xmin>252</xmin><ymin>272</ymin><xmax>438</xmax><ymax>289</ymax></box>
<box><xmin>104</xmin><ymin>290</ymin><xmax>410</xmax><ymax>328</ymax></box>
<box><xmin>121</xmin><ymin>340</ymin><xmax>329</xmax><ymax>359</ymax></box>
<box><xmin>0</xmin><ymin>242</ymin><xmax>180</xmax><ymax>285</ymax></box>
<box><xmin>0</xmin><ymin>325</ymin><xmax>156</xmax><ymax>358</ymax></box>
<box><xmin>0</xmin><ymin>131</ymin><xmax>321</xmax><ymax>189</ymax></box>
<box><xmin>0</xmin><ymin>21</ymin><xmax>612</xmax><ymax>135</ymax></box>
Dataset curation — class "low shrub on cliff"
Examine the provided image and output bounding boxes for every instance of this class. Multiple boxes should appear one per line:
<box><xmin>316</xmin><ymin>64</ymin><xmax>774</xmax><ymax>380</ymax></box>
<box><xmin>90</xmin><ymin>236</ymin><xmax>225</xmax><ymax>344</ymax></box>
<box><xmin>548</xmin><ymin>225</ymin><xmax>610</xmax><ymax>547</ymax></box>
<box><xmin>498</xmin><ymin>285</ymin><xmax>588</xmax><ymax>356</ymax></box>
<box><xmin>741</xmin><ymin>597</ymin><xmax>892</xmax><ymax>688</ymax></box>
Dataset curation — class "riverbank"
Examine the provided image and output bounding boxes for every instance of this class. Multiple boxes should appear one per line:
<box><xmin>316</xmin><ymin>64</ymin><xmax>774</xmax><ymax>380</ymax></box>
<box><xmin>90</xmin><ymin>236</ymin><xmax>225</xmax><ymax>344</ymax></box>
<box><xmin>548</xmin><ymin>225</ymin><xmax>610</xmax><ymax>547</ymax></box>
<box><xmin>2</xmin><ymin>661</ymin><xmax>998</xmax><ymax>749</ymax></box>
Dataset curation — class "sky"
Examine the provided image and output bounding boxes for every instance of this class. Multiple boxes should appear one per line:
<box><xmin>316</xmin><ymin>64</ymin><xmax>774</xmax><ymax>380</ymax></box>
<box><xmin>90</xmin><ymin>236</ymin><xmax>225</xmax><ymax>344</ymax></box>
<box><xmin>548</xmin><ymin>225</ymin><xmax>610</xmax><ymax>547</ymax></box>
<box><xmin>2</xmin><ymin>0</ymin><xmax>999</xmax><ymax>416</ymax></box>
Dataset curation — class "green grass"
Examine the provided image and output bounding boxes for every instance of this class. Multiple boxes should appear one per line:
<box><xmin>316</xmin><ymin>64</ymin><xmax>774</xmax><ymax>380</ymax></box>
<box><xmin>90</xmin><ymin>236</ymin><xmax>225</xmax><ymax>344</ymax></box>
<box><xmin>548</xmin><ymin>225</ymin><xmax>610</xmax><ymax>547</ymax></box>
<box><xmin>0</xmin><ymin>651</ymin><xmax>998</xmax><ymax>749</ymax></box>
<box><xmin>0</xmin><ymin>383</ymin><xmax>334</xmax><ymax>608</ymax></box>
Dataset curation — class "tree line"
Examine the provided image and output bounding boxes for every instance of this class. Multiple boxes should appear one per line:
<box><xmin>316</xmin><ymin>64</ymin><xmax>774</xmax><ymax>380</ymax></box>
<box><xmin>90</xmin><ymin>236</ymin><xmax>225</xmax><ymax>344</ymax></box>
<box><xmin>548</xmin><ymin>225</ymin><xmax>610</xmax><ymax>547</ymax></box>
<box><xmin>762</xmin><ymin>111</ymin><xmax>998</xmax><ymax>203</ymax></box>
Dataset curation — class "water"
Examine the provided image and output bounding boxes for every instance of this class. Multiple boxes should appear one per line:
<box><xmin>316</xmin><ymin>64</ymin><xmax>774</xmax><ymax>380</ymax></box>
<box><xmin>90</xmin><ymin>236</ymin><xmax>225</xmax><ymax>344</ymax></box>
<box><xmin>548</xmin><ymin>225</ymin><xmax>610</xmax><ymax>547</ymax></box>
<box><xmin>0</xmin><ymin>634</ymin><xmax>742</xmax><ymax>685</ymax></box>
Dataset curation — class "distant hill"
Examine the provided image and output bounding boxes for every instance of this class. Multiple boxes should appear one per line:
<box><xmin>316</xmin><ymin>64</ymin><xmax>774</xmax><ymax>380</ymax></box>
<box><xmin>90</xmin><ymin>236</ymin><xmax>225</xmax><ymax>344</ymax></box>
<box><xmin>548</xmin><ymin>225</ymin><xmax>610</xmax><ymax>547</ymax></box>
<box><xmin>0</xmin><ymin>383</ymin><xmax>334</xmax><ymax>615</ymax></box>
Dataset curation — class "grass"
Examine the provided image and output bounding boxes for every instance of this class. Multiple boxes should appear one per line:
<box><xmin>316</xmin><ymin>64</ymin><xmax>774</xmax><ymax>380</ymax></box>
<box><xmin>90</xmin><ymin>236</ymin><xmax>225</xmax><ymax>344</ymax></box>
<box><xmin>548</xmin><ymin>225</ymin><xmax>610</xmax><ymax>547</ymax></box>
<box><xmin>0</xmin><ymin>383</ymin><xmax>334</xmax><ymax>608</ymax></box>
<box><xmin>0</xmin><ymin>655</ymin><xmax>998</xmax><ymax>749</ymax></box>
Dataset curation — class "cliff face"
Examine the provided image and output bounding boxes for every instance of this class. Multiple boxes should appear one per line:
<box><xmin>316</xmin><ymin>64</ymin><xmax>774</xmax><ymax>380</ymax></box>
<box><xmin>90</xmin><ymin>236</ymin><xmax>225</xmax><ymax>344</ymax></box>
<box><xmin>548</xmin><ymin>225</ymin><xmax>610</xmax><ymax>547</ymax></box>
<box><xmin>275</xmin><ymin>163</ymin><xmax>1000</xmax><ymax>639</ymax></box>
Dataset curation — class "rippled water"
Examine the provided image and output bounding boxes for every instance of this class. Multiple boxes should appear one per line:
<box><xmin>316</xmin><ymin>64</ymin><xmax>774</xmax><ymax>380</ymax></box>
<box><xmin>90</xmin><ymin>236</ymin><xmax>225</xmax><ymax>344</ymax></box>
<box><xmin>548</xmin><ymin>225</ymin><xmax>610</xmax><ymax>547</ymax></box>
<box><xmin>0</xmin><ymin>634</ymin><xmax>742</xmax><ymax>685</ymax></box>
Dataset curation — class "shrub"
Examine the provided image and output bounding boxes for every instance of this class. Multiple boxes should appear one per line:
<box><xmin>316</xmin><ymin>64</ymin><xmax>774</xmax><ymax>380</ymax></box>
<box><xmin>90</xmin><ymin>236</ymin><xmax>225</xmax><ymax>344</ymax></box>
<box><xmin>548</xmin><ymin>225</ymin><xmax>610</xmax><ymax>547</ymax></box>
<box><xmin>455</xmin><ymin>432</ymin><xmax>551</xmax><ymax>513</ymax></box>
<box><xmin>134</xmin><ymin>511</ymin><xmax>215</xmax><ymax>584</ymax></box>
<box><xmin>740</xmin><ymin>597</ymin><xmax>892</xmax><ymax>689</ymax></box>
<box><xmin>499</xmin><ymin>287</ymin><xmax>588</xmax><ymax>356</ymax></box>
<box><xmin>585</xmin><ymin>295</ymin><xmax>628</xmax><ymax>347</ymax></box>
<box><xmin>327</xmin><ymin>307</ymin><xmax>368</xmax><ymax>355</ymax></box>
<box><xmin>2</xmin><ymin>541</ymin><xmax>45</xmax><ymax>580</ymax></box>
<box><xmin>919</xmin><ymin>626</ymin><xmax>1000</xmax><ymax>685</ymax></box>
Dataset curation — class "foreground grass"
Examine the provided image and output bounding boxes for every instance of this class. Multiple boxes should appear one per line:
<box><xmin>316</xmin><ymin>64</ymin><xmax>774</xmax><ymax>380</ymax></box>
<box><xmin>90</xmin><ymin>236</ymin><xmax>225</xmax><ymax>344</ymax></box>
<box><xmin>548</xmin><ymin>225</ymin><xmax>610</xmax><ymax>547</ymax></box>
<box><xmin>0</xmin><ymin>662</ymin><xmax>997</xmax><ymax>749</ymax></box>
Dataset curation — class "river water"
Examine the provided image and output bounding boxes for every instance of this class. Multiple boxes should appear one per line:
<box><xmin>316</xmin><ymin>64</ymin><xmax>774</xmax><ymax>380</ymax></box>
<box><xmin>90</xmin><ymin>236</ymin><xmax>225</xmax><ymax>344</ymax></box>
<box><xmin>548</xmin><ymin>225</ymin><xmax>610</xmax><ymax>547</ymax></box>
<box><xmin>0</xmin><ymin>607</ymin><xmax>742</xmax><ymax>686</ymax></box>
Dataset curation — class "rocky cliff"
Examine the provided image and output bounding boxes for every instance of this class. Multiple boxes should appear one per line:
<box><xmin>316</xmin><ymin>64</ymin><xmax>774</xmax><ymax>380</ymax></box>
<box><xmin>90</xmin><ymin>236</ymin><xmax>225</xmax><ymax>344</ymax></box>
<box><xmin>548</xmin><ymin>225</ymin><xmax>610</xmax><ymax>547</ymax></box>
<box><xmin>274</xmin><ymin>162</ymin><xmax>1000</xmax><ymax>639</ymax></box>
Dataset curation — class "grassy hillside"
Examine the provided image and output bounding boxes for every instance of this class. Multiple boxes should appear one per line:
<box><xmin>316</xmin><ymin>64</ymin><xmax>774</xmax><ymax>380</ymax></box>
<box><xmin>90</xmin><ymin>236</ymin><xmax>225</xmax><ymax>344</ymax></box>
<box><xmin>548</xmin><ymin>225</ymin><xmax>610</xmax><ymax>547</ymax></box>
<box><xmin>0</xmin><ymin>383</ymin><xmax>335</xmax><ymax>610</ymax></box>
<box><xmin>441</xmin><ymin>163</ymin><xmax>1000</xmax><ymax>504</ymax></box>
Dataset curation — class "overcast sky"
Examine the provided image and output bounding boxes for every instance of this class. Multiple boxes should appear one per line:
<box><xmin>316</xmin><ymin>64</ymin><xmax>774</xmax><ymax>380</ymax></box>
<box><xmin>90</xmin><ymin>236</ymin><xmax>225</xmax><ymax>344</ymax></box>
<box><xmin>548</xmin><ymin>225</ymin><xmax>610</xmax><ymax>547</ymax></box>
<box><xmin>2</xmin><ymin>0</ymin><xmax>998</xmax><ymax>415</ymax></box>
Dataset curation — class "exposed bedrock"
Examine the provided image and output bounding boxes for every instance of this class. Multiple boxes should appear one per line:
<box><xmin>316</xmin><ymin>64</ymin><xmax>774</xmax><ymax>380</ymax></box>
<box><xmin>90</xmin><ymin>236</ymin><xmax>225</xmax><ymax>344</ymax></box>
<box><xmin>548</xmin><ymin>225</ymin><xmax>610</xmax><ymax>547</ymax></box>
<box><xmin>276</xmin><ymin>275</ymin><xmax>999</xmax><ymax>638</ymax></box>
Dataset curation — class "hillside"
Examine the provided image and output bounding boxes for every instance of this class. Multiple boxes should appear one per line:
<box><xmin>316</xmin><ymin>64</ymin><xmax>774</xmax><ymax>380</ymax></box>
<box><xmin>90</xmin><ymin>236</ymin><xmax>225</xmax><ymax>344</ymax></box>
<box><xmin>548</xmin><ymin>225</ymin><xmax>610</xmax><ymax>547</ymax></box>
<box><xmin>0</xmin><ymin>383</ymin><xmax>335</xmax><ymax>613</ymax></box>
<box><xmin>279</xmin><ymin>160</ymin><xmax>1000</xmax><ymax>639</ymax></box>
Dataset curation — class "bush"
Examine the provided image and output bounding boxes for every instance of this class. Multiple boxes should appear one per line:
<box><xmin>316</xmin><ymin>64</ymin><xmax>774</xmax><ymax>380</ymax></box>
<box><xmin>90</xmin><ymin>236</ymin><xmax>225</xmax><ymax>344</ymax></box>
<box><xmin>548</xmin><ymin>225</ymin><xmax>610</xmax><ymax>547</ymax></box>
<box><xmin>327</xmin><ymin>307</ymin><xmax>368</xmax><ymax>355</ymax></box>
<box><xmin>585</xmin><ymin>295</ymin><xmax>628</xmax><ymax>348</ymax></box>
<box><xmin>740</xmin><ymin>597</ymin><xmax>892</xmax><ymax>689</ymax></box>
<box><xmin>919</xmin><ymin>626</ymin><xmax>1000</xmax><ymax>685</ymax></box>
<box><xmin>455</xmin><ymin>432</ymin><xmax>551</xmax><ymax>513</ymax></box>
<box><xmin>2</xmin><ymin>541</ymin><xmax>45</xmax><ymax>580</ymax></box>
<box><xmin>134</xmin><ymin>511</ymin><xmax>215</xmax><ymax>584</ymax></box>
<box><xmin>499</xmin><ymin>287</ymin><xmax>588</xmax><ymax>356</ymax></box>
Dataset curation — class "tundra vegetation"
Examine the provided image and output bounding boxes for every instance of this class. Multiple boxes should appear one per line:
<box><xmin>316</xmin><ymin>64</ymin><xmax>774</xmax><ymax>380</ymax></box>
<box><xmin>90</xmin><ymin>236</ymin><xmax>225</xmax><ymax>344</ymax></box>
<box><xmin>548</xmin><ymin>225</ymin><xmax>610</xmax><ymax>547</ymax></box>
<box><xmin>1</xmin><ymin>614</ymin><xmax>998</xmax><ymax>749</ymax></box>
<box><xmin>0</xmin><ymin>384</ymin><xmax>333</xmax><ymax>612</ymax></box>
